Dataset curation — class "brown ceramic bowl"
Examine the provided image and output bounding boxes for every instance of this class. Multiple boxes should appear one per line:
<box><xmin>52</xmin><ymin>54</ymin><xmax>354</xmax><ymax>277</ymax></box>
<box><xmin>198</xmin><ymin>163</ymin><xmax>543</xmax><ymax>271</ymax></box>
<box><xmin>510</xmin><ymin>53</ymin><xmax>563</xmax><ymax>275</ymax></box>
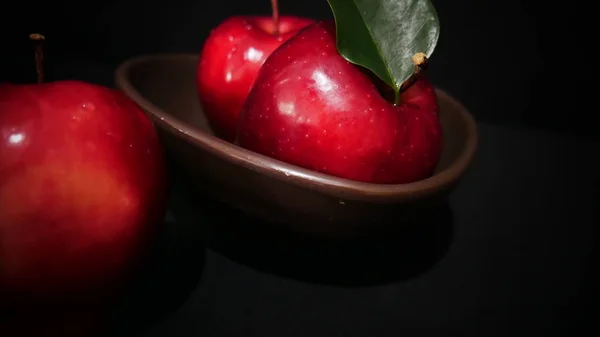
<box><xmin>115</xmin><ymin>53</ymin><xmax>478</xmax><ymax>238</ymax></box>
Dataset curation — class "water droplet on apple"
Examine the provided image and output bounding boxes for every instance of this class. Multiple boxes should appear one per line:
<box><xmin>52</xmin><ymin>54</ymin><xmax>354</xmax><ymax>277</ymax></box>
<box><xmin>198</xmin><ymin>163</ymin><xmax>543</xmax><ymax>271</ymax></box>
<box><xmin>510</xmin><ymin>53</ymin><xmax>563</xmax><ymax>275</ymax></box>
<box><xmin>82</xmin><ymin>102</ymin><xmax>95</xmax><ymax>111</ymax></box>
<box><xmin>7</xmin><ymin>132</ymin><xmax>25</xmax><ymax>145</ymax></box>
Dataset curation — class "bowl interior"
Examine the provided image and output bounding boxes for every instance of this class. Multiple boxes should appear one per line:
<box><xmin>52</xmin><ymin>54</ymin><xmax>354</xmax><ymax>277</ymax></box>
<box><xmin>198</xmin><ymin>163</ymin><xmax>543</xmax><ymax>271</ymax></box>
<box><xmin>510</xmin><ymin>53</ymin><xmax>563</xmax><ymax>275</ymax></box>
<box><xmin>116</xmin><ymin>54</ymin><xmax>478</xmax><ymax>203</ymax></box>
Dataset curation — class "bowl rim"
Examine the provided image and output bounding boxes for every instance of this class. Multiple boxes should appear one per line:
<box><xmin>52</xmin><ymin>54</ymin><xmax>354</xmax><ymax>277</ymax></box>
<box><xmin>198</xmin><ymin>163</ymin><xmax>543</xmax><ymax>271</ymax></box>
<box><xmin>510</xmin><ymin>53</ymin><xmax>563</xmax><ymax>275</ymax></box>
<box><xmin>115</xmin><ymin>53</ymin><xmax>479</xmax><ymax>202</ymax></box>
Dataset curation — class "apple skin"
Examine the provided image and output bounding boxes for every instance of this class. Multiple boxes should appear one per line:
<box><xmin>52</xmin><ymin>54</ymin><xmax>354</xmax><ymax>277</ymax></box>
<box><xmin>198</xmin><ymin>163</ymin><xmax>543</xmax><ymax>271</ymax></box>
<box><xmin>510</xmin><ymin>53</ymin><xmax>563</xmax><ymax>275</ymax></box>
<box><xmin>197</xmin><ymin>15</ymin><xmax>315</xmax><ymax>142</ymax></box>
<box><xmin>237</xmin><ymin>21</ymin><xmax>443</xmax><ymax>184</ymax></box>
<box><xmin>0</xmin><ymin>80</ymin><xmax>167</xmax><ymax>307</ymax></box>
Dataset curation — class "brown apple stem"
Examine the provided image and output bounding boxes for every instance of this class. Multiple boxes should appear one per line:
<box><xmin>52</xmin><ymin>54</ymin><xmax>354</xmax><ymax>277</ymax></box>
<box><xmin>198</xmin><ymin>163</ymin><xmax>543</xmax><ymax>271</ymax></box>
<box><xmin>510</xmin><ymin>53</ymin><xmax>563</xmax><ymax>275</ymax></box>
<box><xmin>397</xmin><ymin>52</ymin><xmax>429</xmax><ymax>103</ymax></box>
<box><xmin>29</xmin><ymin>33</ymin><xmax>46</xmax><ymax>84</ymax></box>
<box><xmin>271</xmin><ymin>0</ymin><xmax>280</xmax><ymax>35</ymax></box>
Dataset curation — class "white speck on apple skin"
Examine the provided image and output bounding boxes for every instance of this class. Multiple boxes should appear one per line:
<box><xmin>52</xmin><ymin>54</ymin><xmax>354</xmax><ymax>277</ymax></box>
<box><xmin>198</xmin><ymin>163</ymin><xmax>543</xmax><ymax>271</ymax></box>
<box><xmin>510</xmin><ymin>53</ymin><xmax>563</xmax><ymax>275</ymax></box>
<box><xmin>81</xmin><ymin>103</ymin><xmax>95</xmax><ymax>111</ymax></box>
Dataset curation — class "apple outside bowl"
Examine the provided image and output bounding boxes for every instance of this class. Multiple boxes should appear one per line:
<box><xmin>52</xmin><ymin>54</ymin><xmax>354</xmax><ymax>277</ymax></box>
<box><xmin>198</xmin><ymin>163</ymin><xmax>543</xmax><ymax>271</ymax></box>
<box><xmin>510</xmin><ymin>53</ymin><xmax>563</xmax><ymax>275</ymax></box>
<box><xmin>114</xmin><ymin>53</ymin><xmax>478</xmax><ymax>238</ymax></box>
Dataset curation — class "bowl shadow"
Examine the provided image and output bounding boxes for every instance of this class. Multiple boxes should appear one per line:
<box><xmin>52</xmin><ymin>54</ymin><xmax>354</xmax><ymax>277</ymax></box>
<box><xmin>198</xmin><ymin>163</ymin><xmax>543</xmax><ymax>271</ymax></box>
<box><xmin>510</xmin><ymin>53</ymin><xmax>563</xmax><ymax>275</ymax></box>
<box><xmin>169</xmin><ymin>160</ymin><xmax>454</xmax><ymax>287</ymax></box>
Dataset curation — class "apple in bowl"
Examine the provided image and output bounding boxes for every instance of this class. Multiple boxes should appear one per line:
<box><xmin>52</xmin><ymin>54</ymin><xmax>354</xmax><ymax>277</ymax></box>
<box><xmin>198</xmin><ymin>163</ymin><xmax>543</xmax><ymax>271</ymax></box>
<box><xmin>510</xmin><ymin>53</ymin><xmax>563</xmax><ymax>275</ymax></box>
<box><xmin>115</xmin><ymin>0</ymin><xmax>478</xmax><ymax>237</ymax></box>
<box><xmin>196</xmin><ymin>0</ymin><xmax>314</xmax><ymax>142</ymax></box>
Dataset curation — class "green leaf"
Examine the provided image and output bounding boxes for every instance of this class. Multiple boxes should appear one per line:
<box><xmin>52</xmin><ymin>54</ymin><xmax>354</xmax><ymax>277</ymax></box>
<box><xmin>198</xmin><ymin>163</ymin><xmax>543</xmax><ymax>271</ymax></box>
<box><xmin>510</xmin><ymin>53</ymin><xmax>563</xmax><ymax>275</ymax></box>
<box><xmin>326</xmin><ymin>0</ymin><xmax>440</xmax><ymax>103</ymax></box>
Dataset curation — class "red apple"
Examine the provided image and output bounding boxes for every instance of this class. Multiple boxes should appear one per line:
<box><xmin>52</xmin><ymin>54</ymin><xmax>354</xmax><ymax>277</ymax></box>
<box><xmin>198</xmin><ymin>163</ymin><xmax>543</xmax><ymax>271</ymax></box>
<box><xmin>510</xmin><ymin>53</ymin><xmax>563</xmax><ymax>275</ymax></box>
<box><xmin>196</xmin><ymin>0</ymin><xmax>314</xmax><ymax>142</ymax></box>
<box><xmin>237</xmin><ymin>21</ymin><xmax>443</xmax><ymax>184</ymax></box>
<box><xmin>0</xmin><ymin>79</ymin><xmax>167</xmax><ymax>307</ymax></box>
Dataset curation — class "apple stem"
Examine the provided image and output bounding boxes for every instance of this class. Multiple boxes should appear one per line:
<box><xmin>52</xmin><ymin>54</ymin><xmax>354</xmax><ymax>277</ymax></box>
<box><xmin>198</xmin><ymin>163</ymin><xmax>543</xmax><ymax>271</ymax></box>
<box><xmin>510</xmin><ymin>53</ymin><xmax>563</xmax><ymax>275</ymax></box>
<box><xmin>29</xmin><ymin>33</ymin><xmax>46</xmax><ymax>84</ymax></box>
<box><xmin>397</xmin><ymin>52</ymin><xmax>429</xmax><ymax>104</ymax></box>
<box><xmin>271</xmin><ymin>0</ymin><xmax>280</xmax><ymax>35</ymax></box>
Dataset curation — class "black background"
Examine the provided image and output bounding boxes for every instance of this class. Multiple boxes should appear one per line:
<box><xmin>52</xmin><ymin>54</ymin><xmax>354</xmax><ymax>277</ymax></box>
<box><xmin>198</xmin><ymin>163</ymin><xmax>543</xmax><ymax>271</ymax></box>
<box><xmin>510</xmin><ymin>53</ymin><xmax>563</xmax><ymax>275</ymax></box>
<box><xmin>1</xmin><ymin>1</ymin><xmax>597</xmax><ymax>336</ymax></box>
<box><xmin>0</xmin><ymin>0</ymin><xmax>594</xmax><ymax>139</ymax></box>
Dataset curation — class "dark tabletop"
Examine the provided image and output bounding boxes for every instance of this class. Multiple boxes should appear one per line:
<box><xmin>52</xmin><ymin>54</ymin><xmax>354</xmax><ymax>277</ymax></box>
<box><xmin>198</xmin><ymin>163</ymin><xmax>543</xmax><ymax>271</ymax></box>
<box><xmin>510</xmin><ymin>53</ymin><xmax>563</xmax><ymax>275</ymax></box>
<box><xmin>97</xmin><ymin>99</ymin><xmax>598</xmax><ymax>337</ymax></box>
